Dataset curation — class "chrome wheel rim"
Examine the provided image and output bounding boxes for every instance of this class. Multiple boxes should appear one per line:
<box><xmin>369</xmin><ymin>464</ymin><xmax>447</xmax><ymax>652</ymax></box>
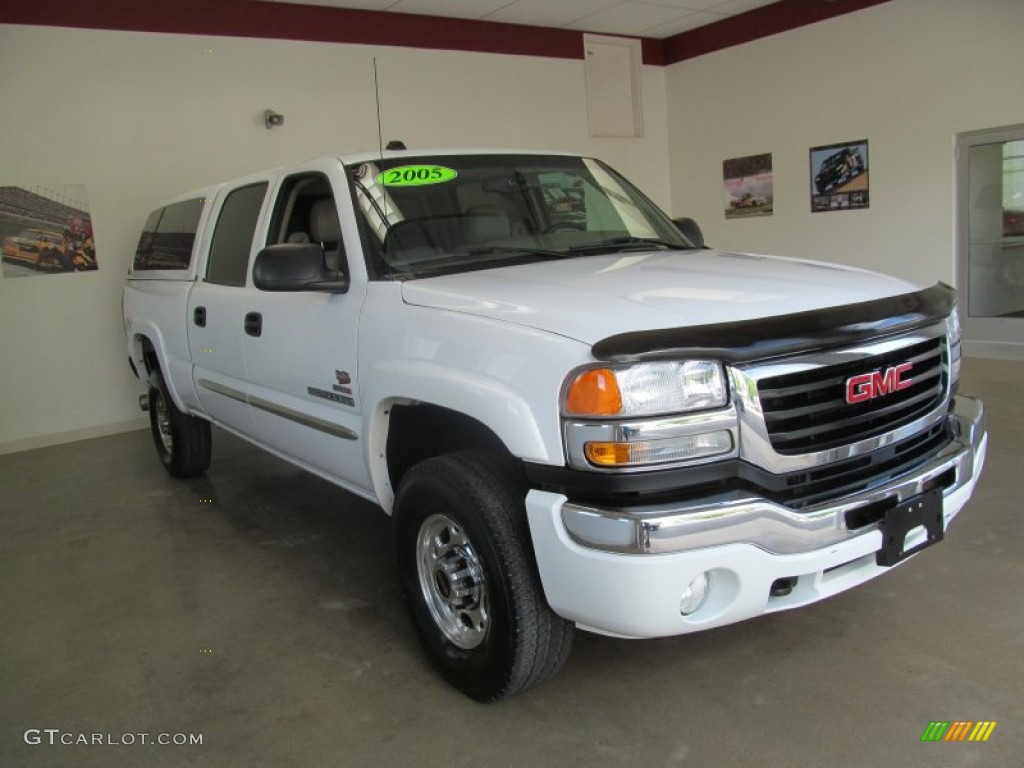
<box><xmin>154</xmin><ymin>391</ymin><xmax>174</xmax><ymax>454</ymax></box>
<box><xmin>416</xmin><ymin>514</ymin><xmax>489</xmax><ymax>650</ymax></box>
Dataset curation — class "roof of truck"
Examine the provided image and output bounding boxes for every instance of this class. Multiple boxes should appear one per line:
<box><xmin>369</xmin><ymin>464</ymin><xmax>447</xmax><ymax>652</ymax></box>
<box><xmin>332</xmin><ymin>146</ymin><xmax>579</xmax><ymax>164</ymax></box>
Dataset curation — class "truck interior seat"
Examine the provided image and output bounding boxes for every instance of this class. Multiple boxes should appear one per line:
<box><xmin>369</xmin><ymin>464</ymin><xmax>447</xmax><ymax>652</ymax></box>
<box><xmin>309</xmin><ymin>198</ymin><xmax>343</xmax><ymax>272</ymax></box>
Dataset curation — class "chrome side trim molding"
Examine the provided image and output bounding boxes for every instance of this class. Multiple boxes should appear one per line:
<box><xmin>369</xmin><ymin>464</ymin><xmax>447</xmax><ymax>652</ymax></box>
<box><xmin>197</xmin><ymin>379</ymin><xmax>357</xmax><ymax>441</ymax></box>
<box><xmin>250</xmin><ymin>395</ymin><xmax>358</xmax><ymax>440</ymax></box>
<box><xmin>198</xmin><ymin>378</ymin><xmax>247</xmax><ymax>403</ymax></box>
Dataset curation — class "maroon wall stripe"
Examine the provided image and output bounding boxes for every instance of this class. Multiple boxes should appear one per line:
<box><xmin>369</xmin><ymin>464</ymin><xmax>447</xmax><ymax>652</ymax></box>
<box><xmin>0</xmin><ymin>0</ymin><xmax>648</xmax><ymax>63</ymax></box>
<box><xmin>1</xmin><ymin>0</ymin><xmax>891</xmax><ymax>67</ymax></box>
<box><xmin>664</xmin><ymin>0</ymin><xmax>892</xmax><ymax>64</ymax></box>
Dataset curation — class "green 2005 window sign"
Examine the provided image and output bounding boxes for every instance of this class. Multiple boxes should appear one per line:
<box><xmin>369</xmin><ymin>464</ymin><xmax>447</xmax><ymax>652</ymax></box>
<box><xmin>376</xmin><ymin>165</ymin><xmax>458</xmax><ymax>187</ymax></box>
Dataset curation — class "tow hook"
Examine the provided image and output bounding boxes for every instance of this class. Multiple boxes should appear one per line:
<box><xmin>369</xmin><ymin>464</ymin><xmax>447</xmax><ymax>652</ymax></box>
<box><xmin>139</xmin><ymin>393</ymin><xmax>150</xmax><ymax>412</ymax></box>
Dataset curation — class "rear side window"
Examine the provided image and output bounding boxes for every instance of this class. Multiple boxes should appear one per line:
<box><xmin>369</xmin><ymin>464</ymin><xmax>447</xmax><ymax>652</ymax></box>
<box><xmin>132</xmin><ymin>198</ymin><xmax>204</xmax><ymax>271</ymax></box>
<box><xmin>206</xmin><ymin>183</ymin><xmax>268</xmax><ymax>287</ymax></box>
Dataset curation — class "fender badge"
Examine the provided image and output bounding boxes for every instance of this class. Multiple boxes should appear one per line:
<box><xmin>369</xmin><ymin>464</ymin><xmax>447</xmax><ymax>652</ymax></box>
<box><xmin>308</xmin><ymin>386</ymin><xmax>354</xmax><ymax>407</ymax></box>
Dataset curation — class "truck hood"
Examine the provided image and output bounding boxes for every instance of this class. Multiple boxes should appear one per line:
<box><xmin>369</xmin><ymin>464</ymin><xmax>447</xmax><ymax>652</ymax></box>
<box><xmin>400</xmin><ymin>250</ymin><xmax>919</xmax><ymax>345</ymax></box>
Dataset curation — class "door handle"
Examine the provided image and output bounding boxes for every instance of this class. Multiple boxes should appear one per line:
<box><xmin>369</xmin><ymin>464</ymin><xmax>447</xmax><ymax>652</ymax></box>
<box><xmin>244</xmin><ymin>312</ymin><xmax>262</xmax><ymax>337</ymax></box>
<box><xmin>193</xmin><ymin>306</ymin><xmax>206</xmax><ymax>327</ymax></box>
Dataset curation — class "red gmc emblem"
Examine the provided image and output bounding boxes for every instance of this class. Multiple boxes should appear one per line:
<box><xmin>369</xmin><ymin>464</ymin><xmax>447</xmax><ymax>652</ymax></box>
<box><xmin>845</xmin><ymin>363</ymin><xmax>914</xmax><ymax>404</ymax></box>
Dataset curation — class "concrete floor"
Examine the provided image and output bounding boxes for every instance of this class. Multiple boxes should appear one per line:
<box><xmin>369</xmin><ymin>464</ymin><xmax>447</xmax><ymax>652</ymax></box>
<box><xmin>1</xmin><ymin>358</ymin><xmax>1021</xmax><ymax>767</ymax></box>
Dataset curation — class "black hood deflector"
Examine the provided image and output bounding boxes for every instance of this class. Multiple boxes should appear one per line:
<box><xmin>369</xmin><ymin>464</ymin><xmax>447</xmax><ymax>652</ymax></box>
<box><xmin>591</xmin><ymin>282</ymin><xmax>956</xmax><ymax>364</ymax></box>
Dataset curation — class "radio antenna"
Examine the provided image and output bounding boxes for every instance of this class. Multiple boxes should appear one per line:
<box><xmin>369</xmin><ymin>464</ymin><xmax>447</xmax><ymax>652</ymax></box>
<box><xmin>372</xmin><ymin>57</ymin><xmax>393</xmax><ymax>278</ymax></box>
<box><xmin>373</xmin><ymin>57</ymin><xmax>385</xmax><ymax>162</ymax></box>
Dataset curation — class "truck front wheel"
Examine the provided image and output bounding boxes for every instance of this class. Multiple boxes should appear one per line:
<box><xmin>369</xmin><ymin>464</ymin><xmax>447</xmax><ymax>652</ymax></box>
<box><xmin>148</xmin><ymin>370</ymin><xmax>211</xmax><ymax>478</ymax></box>
<box><xmin>394</xmin><ymin>451</ymin><xmax>574</xmax><ymax>701</ymax></box>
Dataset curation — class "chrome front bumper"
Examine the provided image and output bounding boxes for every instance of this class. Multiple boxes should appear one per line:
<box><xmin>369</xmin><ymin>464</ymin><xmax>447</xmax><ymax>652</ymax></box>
<box><xmin>561</xmin><ymin>395</ymin><xmax>986</xmax><ymax>556</ymax></box>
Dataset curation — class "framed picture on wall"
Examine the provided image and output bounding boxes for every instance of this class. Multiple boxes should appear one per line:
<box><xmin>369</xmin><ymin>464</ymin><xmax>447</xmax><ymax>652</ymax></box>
<box><xmin>0</xmin><ymin>185</ymin><xmax>97</xmax><ymax>278</ymax></box>
<box><xmin>809</xmin><ymin>140</ymin><xmax>869</xmax><ymax>212</ymax></box>
<box><xmin>723</xmin><ymin>153</ymin><xmax>774</xmax><ymax>218</ymax></box>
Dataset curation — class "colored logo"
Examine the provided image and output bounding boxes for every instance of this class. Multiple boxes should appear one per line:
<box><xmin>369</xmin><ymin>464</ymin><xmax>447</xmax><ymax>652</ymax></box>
<box><xmin>845</xmin><ymin>362</ymin><xmax>913</xmax><ymax>404</ymax></box>
<box><xmin>920</xmin><ymin>721</ymin><xmax>997</xmax><ymax>742</ymax></box>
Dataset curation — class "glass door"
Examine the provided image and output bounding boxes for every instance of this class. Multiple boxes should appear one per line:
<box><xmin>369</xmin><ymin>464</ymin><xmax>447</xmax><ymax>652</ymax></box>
<box><xmin>957</xmin><ymin>124</ymin><xmax>1024</xmax><ymax>359</ymax></box>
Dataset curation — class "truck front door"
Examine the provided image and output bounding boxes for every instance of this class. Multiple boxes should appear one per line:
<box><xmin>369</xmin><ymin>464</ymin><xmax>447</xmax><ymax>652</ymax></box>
<box><xmin>239</xmin><ymin>165</ymin><xmax>371</xmax><ymax>497</ymax></box>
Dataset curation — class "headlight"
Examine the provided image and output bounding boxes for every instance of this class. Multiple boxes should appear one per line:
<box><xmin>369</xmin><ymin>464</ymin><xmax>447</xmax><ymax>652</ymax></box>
<box><xmin>562</xmin><ymin>361</ymin><xmax>734</xmax><ymax>470</ymax></box>
<box><xmin>563</xmin><ymin>361</ymin><xmax>727</xmax><ymax>419</ymax></box>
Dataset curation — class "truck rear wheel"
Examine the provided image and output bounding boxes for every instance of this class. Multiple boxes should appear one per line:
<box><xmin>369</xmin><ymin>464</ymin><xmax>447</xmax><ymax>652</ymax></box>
<box><xmin>148</xmin><ymin>370</ymin><xmax>211</xmax><ymax>478</ymax></box>
<box><xmin>394</xmin><ymin>451</ymin><xmax>574</xmax><ymax>701</ymax></box>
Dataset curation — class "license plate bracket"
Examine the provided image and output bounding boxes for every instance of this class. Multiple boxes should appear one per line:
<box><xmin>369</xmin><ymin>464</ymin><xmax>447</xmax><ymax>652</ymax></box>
<box><xmin>876</xmin><ymin>489</ymin><xmax>944</xmax><ymax>567</ymax></box>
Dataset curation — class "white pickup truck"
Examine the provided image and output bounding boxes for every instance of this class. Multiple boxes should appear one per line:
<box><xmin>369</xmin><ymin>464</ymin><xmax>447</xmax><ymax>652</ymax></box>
<box><xmin>123</xmin><ymin>148</ymin><xmax>987</xmax><ymax>701</ymax></box>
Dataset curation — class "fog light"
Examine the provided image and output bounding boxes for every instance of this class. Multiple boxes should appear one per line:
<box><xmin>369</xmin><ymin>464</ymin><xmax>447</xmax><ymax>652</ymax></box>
<box><xmin>679</xmin><ymin>572</ymin><xmax>711</xmax><ymax>616</ymax></box>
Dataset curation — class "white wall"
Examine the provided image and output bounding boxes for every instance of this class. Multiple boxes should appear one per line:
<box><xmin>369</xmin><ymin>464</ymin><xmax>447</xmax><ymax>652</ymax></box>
<box><xmin>6</xmin><ymin>0</ymin><xmax>1020</xmax><ymax>451</ymax></box>
<box><xmin>665</xmin><ymin>0</ymin><xmax>1024</xmax><ymax>286</ymax></box>
<box><xmin>0</xmin><ymin>25</ymin><xmax>669</xmax><ymax>451</ymax></box>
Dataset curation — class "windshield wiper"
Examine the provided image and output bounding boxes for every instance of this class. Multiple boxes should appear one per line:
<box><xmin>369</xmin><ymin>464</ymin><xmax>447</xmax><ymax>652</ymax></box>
<box><xmin>567</xmin><ymin>236</ymin><xmax>687</xmax><ymax>253</ymax></box>
<box><xmin>385</xmin><ymin>245</ymin><xmax>571</xmax><ymax>280</ymax></box>
<box><xmin>391</xmin><ymin>245</ymin><xmax>573</xmax><ymax>280</ymax></box>
<box><xmin>455</xmin><ymin>245</ymin><xmax>571</xmax><ymax>260</ymax></box>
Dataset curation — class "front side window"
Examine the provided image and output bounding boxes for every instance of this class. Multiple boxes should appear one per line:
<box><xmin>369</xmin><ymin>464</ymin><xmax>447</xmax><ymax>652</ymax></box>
<box><xmin>206</xmin><ymin>183</ymin><xmax>268</xmax><ymax>287</ymax></box>
<box><xmin>265</xmin><ymin>173</ymin><xmax>346</xmax><ymax>275</ymax></box>
<box><xmin>346</xmin><ymin>154</ymin><xmax>688</xmax><ymax>279</ymax></box>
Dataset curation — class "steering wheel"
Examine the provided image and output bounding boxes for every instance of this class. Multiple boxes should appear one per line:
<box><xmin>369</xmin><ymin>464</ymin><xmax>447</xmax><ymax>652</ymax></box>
<box><xmin>543</xmin><ymin>221</ymin><xmax>585</xmax><ymax>233</ymax></box>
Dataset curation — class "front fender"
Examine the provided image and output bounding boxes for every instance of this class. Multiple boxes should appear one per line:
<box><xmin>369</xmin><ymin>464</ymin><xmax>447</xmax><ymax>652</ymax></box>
<box><xmin>369</xmin><ymin>360</ymin><xmax>549</xmax><ymax>453</ymax></box>
<box><xmin>358</xmin><ymin>287</ymin><xmax>595</xmax><ymax>511</ymax></box>
<box><xmin>362</xmin><ymin>363</ymin><xmax>551</xmax><ymax>513</ymax></box>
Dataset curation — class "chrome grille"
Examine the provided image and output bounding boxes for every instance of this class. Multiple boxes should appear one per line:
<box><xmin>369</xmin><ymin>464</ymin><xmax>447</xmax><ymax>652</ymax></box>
<box><xmin>757</xmin><ymin>337</ymin><xmax>947</xmax><ymax>455</ymax></box>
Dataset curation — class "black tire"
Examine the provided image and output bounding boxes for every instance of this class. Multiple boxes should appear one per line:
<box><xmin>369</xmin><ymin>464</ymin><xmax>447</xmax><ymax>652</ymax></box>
<box><xmin>394</xmin><ymin>451</ymin><xmax>573</xmax><ymax>701</ymax></box>
<box><xmin>148</xmin><ymin>369</ymin><xmax>211</xmax><ymax>478</ymax></box>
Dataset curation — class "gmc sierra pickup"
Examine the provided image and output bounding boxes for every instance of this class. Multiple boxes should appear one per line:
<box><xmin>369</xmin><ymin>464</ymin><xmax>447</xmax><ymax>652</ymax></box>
<box><xmin>123</xmin><ymin>148</ymin><xmax>987</xmax><ymax>701</ymax></box>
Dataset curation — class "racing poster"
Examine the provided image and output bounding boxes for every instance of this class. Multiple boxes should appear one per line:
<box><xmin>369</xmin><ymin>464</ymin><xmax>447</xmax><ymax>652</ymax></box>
<box><xmin>723</xmin><ymin>153</ymin><xmax>773</xmax><ymax>219</ymax></box>
<box><xmin>810</xmin><ymin>140</ymin><xmax>869</xmax><ymax>212</ymax></box>
<box><xmin>0</xmin><ymin>185</ymin><xmax>97</xmax><ymax>278</ymax></box>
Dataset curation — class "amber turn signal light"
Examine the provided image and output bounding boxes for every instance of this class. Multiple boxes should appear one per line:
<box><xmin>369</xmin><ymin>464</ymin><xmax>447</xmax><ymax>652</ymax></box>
<box><xmin>584</xmin><ymin>442</ymin><xmax>632</xmax><ymax>466</ymax></box>
<box><xmin>564</xmin><ymin>368</ymin><xmax>622</xmax><ymax>416</ymax></box>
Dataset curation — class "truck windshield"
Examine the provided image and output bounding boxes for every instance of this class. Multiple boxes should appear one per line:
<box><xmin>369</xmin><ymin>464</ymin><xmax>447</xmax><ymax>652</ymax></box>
<box><xmin>346</xmin><ymin>154</ymin><xmax>693</xmax><ymax>279</ymax></box>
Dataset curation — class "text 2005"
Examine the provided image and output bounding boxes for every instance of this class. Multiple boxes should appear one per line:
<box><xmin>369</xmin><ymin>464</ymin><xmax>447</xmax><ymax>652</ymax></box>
<box><xmin>385</xmin><ymin>167</ymin><xmax>443</xmax><ymax>184</ymax></box>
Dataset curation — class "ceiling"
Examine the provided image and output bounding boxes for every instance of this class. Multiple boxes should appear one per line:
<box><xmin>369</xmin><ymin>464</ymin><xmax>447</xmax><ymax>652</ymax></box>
<box><xmin>255</xmin><ymin>0</ymin><xmax>783</xmax><ymax>40</ymax></box>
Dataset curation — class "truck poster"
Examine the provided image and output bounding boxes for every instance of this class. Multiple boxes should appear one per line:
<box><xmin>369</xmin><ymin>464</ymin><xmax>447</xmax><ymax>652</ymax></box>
<box><xmin>723</xmin><ymin>153</ymin><xmax>773</xmax><ymax>219</ymax></box>
<box><xmin>0</xmin><ymin>185</ymin><xmax>97</xmax><ymax>278</ymax></box>
<box><xmin>810</xmin><ymin>140</ymin><xmax>870</xmax><ymax>212</ymax></box>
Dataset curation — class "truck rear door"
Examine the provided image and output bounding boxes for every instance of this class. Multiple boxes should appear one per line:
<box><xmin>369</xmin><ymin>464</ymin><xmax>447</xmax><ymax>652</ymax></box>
<box><xmin>188</xmin><ymin>179</ymin><xmax>271</xmax><ymax>439</ymax></box>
